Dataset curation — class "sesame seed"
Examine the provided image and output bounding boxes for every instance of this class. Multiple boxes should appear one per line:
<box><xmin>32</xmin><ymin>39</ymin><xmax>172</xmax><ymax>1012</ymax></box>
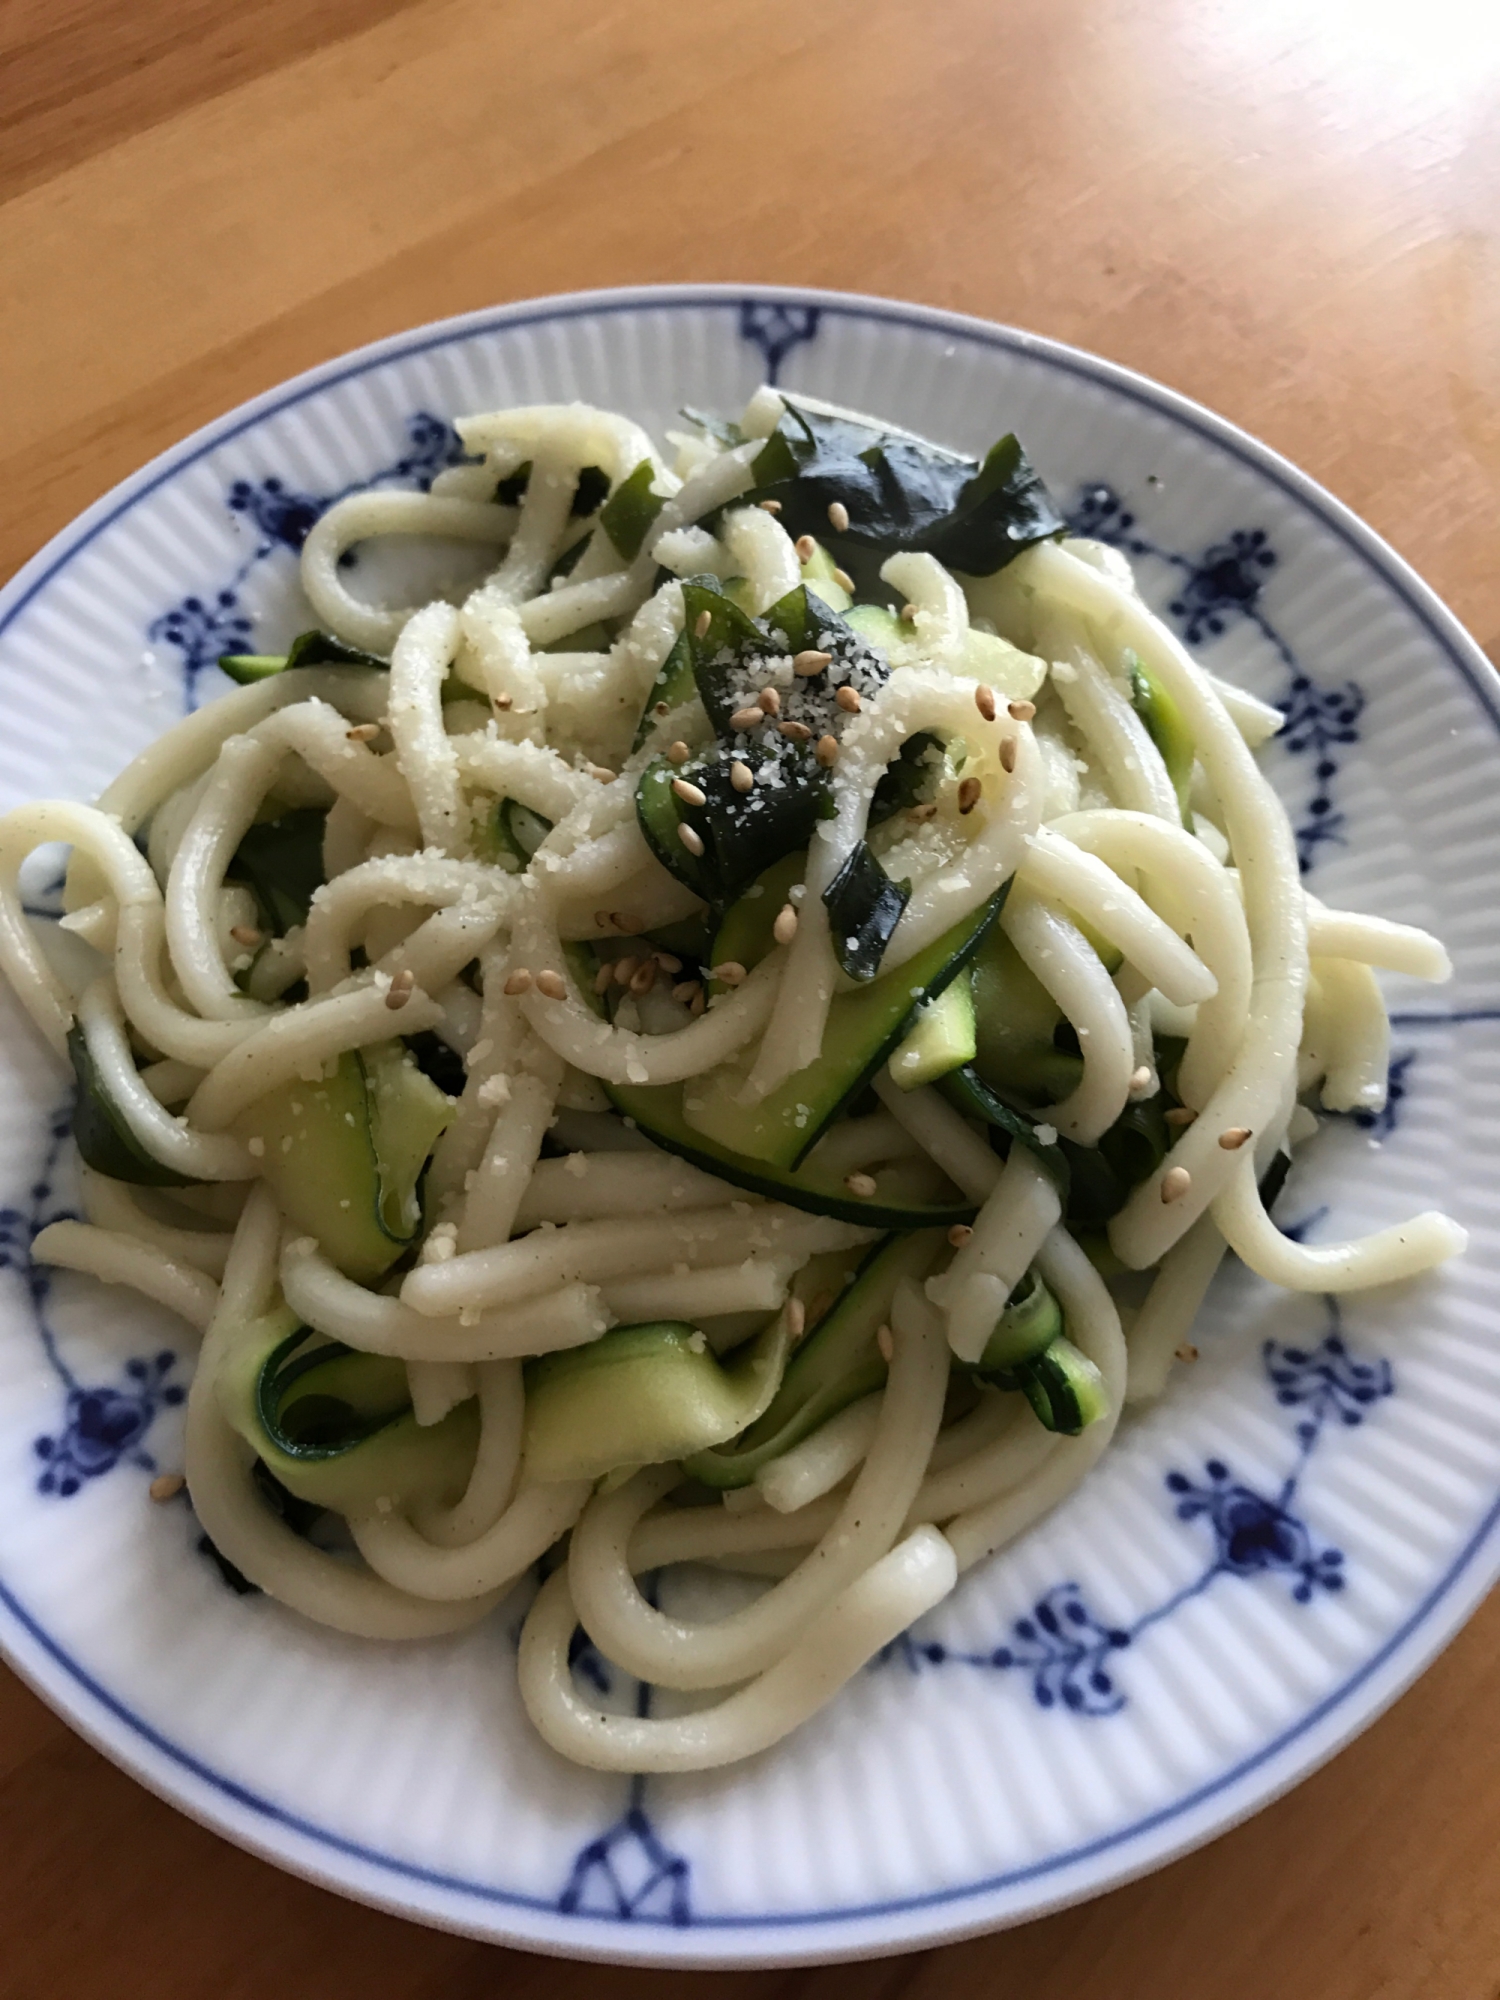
<box><xmin>1164</xmin><ymin>1106</ymin><xmax>1198</xmax><ymax>1128</ymax></box>
<box><xmin>779</xmin><ymin>719</ymin><xmax>812</xmax><ymax>743</ymax></box>
<box><xmin>999</xmin><ymin>737</ymin><xmax>1018</xmax><ymax>774</ymax></box>
<box><xmin>345</xmin><ymin>722</ymin><xmax>380</xmax><ymax>742</ymax></box>
<box><xmin>493</xmin><ymin>692</ymin><xmax>514</xmax><ymax>711</ymax></box>
<box><xmin>503</xmin><ymin>968</ymin><xmax>533</xmax><ymax>996</ymax></box>
<box><xmin>667</xmin><ymin>740</ymin><xmax>692</xmax><ymax>764</ymax></box>
<box><xmin>911</xmin><ymin>800</ymin><xmax>939</xmax><ymax>822</ymax></box>
<box><xmin>714</xmin><ymin>961</ymin><xmax>747</xmax><ymax>986</ymax></box>
<box><xmin>655</xmin><ymin>951</ymin><xmax>682</xmax><ymax>973</ymax></box>
<box><xmin>678</xmin><ymin>822</ymin><xmax>706</xmax><ymax>857</ymax></box>
<box><xmin>795</xmin><ymin>534</ymin><xmax>816</xmax><ymax>561</ymax></box>
<box><xmin>629</xmin><ymin>959</ymin><xmax>658</xmax><ymax>995</ymax></box>
<box><xmin>149</xmin><ymin>1473</ymin><xmax>185</xmax><ymax>1503</ymax></box>
<box><xmin>827</xmin><ymin>500</ymin><xmax>850</xmax><ymax>532</ymax></box>
<box><xmin>1130</xmin><ymin>1065</ymin><xmax>1153</xmax><ymax>1093</ymax></box>
<box><xmin>845</xmin><ymin>1171</ymin><xmax>878</xmax><ymax>1197</ymax></box>
<box><xmin>1218</xmin><ymin>1126</ymin><xmax>1254</xmax><ymax>1150</ymax></box>
<box><xmin>900</xmin><ymin>602</ymin><xmax>918</xmax><ymax>622</ymax></box>
<box><xmin>612</xmin><ymin>955</ymin><xmax>640</xmax><ymax>986</ymax></box>
<box><xmin>384</xmin><ymin>968</ymin><xmax>415</xmax><ymax>1010</ymax></box>
<box><xmin>689</xmin><ymin>986</ymin><xmax>706</xmax><ymax>1015</ymax></box>
<box><xmin>758</xmin><ymin>686</ymin><xmax>782</xmax><ymax>716</ymax></box>
<box><xmin>947</xmin><ymin>1223</ymin><xmax>973</xmax><ymax>1248</ymax></box>
<box><xmin>593</xmin><ymin>960</ymin><xmax>614</xmax><ymax>995</ymax></box>
<box><xmin>654</xmin><ymin>700</ymin><xmax>671</xmax><ymax>716</ymax></box>
<box><xmin>974</xmin><ymin>684</ymin><xmax>996</xmax><ymax>722</ymax></box>
<box><xmin>671</xmin><ymin>979</ymin><xmax>700</xmax><ymax>1005</ymax></box>
<box><xmin>793</xmin><ymin>649</ymin><xmax>832</xmax><ymax>676</ymax></box>
<box><xmin>833</xmin><ymin>567</ymin><xmax>854</xmax><ymax>592</ymax></box>
<box><xmin>730</xmin><ymin>760</ymin><xmax>756</xmax><ymax>793</ymax></box>
<box><xmin>958</xmin><ymin>776</ymin><xmax>982</xmax><ymax>814</ymax></box>
<box><xmin>835</xmin><ymin>685</ymin><xmax>861</xmax><ymax>713</ymax></box>
<box><xmin>1008</xmin><ymin>699</ymin><xmax>1036</xmax><ymax>721</ymax></box>
<box><xmin>1175</xmin><ymin>1342</ymin><xmax>1200</xmax><ymax>1362</ymax></box>
<box><xmin>588</xmin><ymin>764</ymin><xmax>616</xmax><ymax>784</ymax></box>
<box><xmin>693</xmin><ymin>609</ymin><xmax>712</xmax><ymax>639</ymax></box>
<box><xmin>1161</xmin><ymin>1165</ymin><xmax>1192</xmax><ymax>1203</ymax></box>
<box><xmin>876</xmin><ymin>1323</ymin><xmax>894</xmax><ymax>1362</ymax></box>
<box><xmin>729</xmin><ymin>706</ymin><xmax>764</xmax><ymax>733</ymax></box>
<box><xmin>758</xmin><ymin>498</ymin><xmax>782</xmax><ymax>513</ymax></box>
<box><xmin>535</xmin><ymin>969</ymin><xmax>567</xmax><ymax>1000</ymax></box>
<box><xmin>671</xmin><ymin>776</ymin><xmax>707</xmax><ymax>807</ymax></box>
<box><xmin>594</xmin><ymin>909</ymin><xmax>613</xmax><ymax>931</ymax></box>
<box><xmin>815</xmin><ymin>733</ymin><xmax>839</xmax><ymax>767</ymax></box>
<box><xmin>229</xmin><ymin>924</ymin><xmax>262</xmax><ymax>947</ymax></box>
<box><xmin>786</xmin><ymin>1295</ymin><xmax>807</xmax><ymax>1339</ymax></box>
<box><xmin>773</xmin><ymin>904</ymin><xmax>799</xmax><ymax>945</ymax></box>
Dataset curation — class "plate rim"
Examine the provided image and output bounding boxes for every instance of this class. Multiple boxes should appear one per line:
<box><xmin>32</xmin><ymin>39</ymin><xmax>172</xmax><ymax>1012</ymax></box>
<box><xmin>1</xmin><ymin>280</ymin><xmax>1496</xmax><ymax>1967</ymax></box>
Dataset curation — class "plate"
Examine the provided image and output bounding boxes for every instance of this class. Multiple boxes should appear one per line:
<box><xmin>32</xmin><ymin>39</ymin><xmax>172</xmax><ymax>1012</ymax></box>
<box><xmin>0</xmin><ymin>285</ymin><xmax>1496</xmax><ymax>1967</ymax></box>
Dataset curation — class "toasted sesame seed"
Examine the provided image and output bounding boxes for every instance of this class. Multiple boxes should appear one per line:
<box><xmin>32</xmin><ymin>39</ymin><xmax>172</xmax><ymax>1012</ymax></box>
<box><xmin>671</xmin><ymin>979</ymin><xmax>700</xmax><ymax>1005</ymax></box>
<box><xmin>1161</xmin><ymin>1165</ymin><xmax>1192</xmax><ymax>1203</ymax></box>
<box><xmin>911</xmin><ymin>800</ymin><xmax>939</xmax><ymax>822</ymax></box>
<box><xmin>345</xmin><ymin>722</ymin><xmax>380</xmax><ymax>742</ymax></box>
<box><xmin>900</xmin><ymin>602</ymin><xmax>918</xmax><ymax>622</ymax></box>
<box><xmin>974</xmin><ymin>684</ymin><xmax>997</xmax><ymax>722</ymax></box>
<box><xmin>678</xmin><ymin>823</ymin><xmax>705</xmax><ymax>857</ymax></box>
<box><xmin>149</xmin><ymin>1473</ymin><xmax>185</xmax><ymax>1503</ymax></box>
<box><xmin>793</xmin><ymin>649</ymin><xmax>832</xmax><ymax>676</ymax></box>
<box><xmin>795</xmin><ymin>534</ymin><xmax>816</xmax><ymax>561</ymax></box>
<box><xmin>835</xmin><ymin>685</ymin><xmax>861</xmax><ymax>713</ymax></box>
<box><xmin>629</xmin><ymin>959</ymin><xmax>658</xmax><ymax>995</ymax></box>
<box><xmin>612</xmin><ymin>955</ymin><xmax>640</xmax><ymax>987</ymax></box>
<box><xmin>833</xmin><ymin>567</ymin><xmax>854</xmax><ymax>592</ymax></box>
<box><xmin>758</xmin><ymin>498</ymin><xmax>783</xmax><ymax>513</ymax></box>
<box><xmin>947</xmin><ymin>1223</ymin><xmax>973</xmax><ymax>1248</ymax></box>
<box><xmin>503</xmin><ymin>968</ymin><xmax>533</xmax><ymax>996</ymax></box>
<box><xmin>845</xmin><ymin>1171</ymin><xmax>878</xmax><ymax>1198</ymax></box>
<box><xmin>730</xmin><ymin>760</ymin><xmax>756</xmax><ymax>793</ymax></box>
<box><xmin>815</xmin><ymin>733</ymin><xmax>840</xmax><ymax>767</ymax></box>
<box><xmin>588</xmin><ymin>763</ymin><xmax>616</xmax><ymax>784</ymax></box>
<box><xmin>1218</xmin><ymin>1126</ymin><xmax>1254</xmax><ymax>1150</ymax></box>
<box><xmin>876</xmin><ymin>1323</ymin><xmax>894</xmax><ymax>1362</ymax></box>
<box><xmin>1164</xmin><ymin>1106</ymin><xmax>1198</xmax><ymax>1128</ymax></box>
<box><xmin>535</xmin><ymin>969</ymin><xmax>567</xmax><ymax>1000</ymax></box>
<box><xmin>654</xmin><ymin>951</ymin><xmax>682</xmax><ymax>973</ymax></box>
<box><xmin>1008</xmin><ymin>699</ymin><xmax>1036</xmax><ymax>721</ymax></box>
<box><xmin>758</xmin><ymin>685</ymin><xmax>782</xmax><ymax>715</ymax></box>
<box><xmin>729</xmin><ymin>706</ymin><xmax>764</xmax><ymax>733</ymax></box>
<box><xmin>493</xmin><ymin>692</ymin><xmax>513</xmax><ymax>711</ymax></box>
<box><xmin>786</xmin><ymin>1295</ymin><xmax>806</xmax><ymax>1338</ymax></box>
<box><xmin>693</xmin><ymin>608</ymin><xmax>712</xmax><ymax>639</ymax></box>
<box><xmin>594</xmin><ymin>909</ymin><xmax>613</xmax><ymax>931</ymax></box>
<box><xmin>1130</xmin><ymin>1065</ymin><xmax>1153</xmax><ymax>1093</ymax></box>
<box><xmin>654</xmin><ymin>700</ymin><xmax>670</xmax><ymax>716</ymax></box>
<box><xmin>773</xmin><ymin>904</ymin><xmax>799</xmax><ymax>945</ymax></box>
<box><xmin>667</xmin><ymin>740</ymin><xmax>692</xmax><ymax>764</ymax></box>
<box><xmin>827</xmin><ymin>500</ymin><xmax>850</xmax><ymax>532</ymax></box>
<box><xmin>999</xmin><ymin>736</ymin><xmax>1018</xmax><ymax>774</ymax></box>
<box><xmin>384</xmin><ymin>968</ymin><xmax>415</xmax><ymax>1010</ymax></box>
<box><xmin>593</xmin><ymin>960</ymin><xmax>614</xmax><ymax>995</ymax></box>
<box><xmin>779</xmin><ymin>719</ymin><xmax>812</xmax><ymax>743</ymax></box>
<box><xmin>671</xmin><ymin>776</ymin><xmax>707</xmax><ymax>807</ymax></box>
<box><xmin>229</xmin><ymin>924</ymin><xmax>262</xmax><ymax>947</ymax></box>
<box><xmin>1175</xmin><ymin>1342</ymin><xmax>1200</xmax><ymax>1363</ymax></box>
<box><xmin>958</xmin><ymin>776</ymin><xmax>982</xmax><ymax>814</ymax></box>
<box><xmin>689</xmin><ymin>986</ymin><xmax>706</xmax><ymax>1015</ymax></box>
<box><xmin>714</xmin><ymin>961</ymin><xmax>747</xmax><ymax>986</ymax></box>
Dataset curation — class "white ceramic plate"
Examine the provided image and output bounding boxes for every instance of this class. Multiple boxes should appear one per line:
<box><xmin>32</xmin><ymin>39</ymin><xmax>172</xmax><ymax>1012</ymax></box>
<box><xmin>0</xmin><ymin>286</ymin><xmax>1496</xmax><ymax>1968</ymax></box>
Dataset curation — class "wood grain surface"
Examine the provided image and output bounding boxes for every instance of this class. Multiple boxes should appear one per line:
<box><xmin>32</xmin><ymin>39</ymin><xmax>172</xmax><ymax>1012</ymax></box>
<box><xmin>2</xmin><ymin>2</ymin><xmax>1498</xmax><ymax>1993</ymax></box>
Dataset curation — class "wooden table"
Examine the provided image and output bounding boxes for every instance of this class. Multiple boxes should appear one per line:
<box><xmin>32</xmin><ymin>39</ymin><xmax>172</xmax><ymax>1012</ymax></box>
<box><xmin>3</xmin><ymin>2</ymin><xmax>1499</xmax><ymax>1993</ymax></box>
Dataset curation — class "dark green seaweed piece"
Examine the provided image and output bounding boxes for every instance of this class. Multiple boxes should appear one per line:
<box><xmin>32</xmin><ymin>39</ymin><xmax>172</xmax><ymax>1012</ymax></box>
<box><xmin>227</xmin><ymin>807</ymin><xmax>328</xmax><ymax>938</ymax></box>
<box><xmin>823</xmin><ymin>842</ymin><xmax>911</xmax><ymax>981</ymax></box>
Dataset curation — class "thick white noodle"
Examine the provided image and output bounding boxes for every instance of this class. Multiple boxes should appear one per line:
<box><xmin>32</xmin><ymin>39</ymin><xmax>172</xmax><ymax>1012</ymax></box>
<box><xmin>927</xmin><ymin>1147</ymin><xmax>1063</xmax><ymax>1363</ymax></box>
<box><xmin>300</xmin><ymin>493</ymin><xmax>516</xmax><ymax>653</ymax></box>
<box><xmin>77</xmin><ymin>981</ymin><xmax>258</xmax><ymax>1180</ymax></box>
<box><xmin>350</xmin><ymin>1480</ymin><xmax>591</xmax><ymax>1601</ymax></box>
<box><xmin>411</xmin><ymin>1360</ymin><xmax>523</xmax><ymax>1546</ymax></box>
<box><xmin>600</xmin><ymin>1262</ymin><xmax>792</xmax><ymax>1322</ymax></box>
<box><xmin>31</xmin><ymin>1221</ymin><xmax>219</xmax><ymax>1333</ymax></box>
<box><xmin>79</xmin><ymin>1166</ymin><xmax>232</xmax><ymax>1279</ymax></box>
<box><xmin>1211</xmin><ymin>1152</ymin><xmax>1467</xmax><ymax>1291</ymax></box>
<box><xmin>1304</xmin><ymin>898</ymin><xmax>1451</xmax><ymax>983</ymax></box>
<box><xmin>512</xmin><ymin>1152</ymin><xmax>739</xmax><ymax>1229</ymax></box>
<box><xmin>562</xmin><ymin>1277</ymin><xmax>948</xmax><ymax>1691</ymax></box>
<box><xmin>388</xmin><ymin>602</ymin><xmax>466</xmax><ymax>854</ymax></box>
<box><xmin>1019</xmin><ymin>826</ymin><xmax>1217</xmax><ymax>1006</ymax></box>
<box><xmin>1125</xmin><ymin>1212</ymin><xmax>1227</xmax><ymax>1402</ymax></box>
<box><xmin>756</xmin><ymin>1394</ymin><xmax>882</xmax><ymax>1513</ymax></box>
<box><xmin>1303</xmin><ymin>957</ymin><xmax>1391</xmax><ymax>1114</ymax></box>
<box><xmin>1039</xmin><ymin>612</ymin><xmax>1181</xmax><ymax>820</ymax></box>
<box><xmin>870</xmin><ymin>1074</ymin><xmax>1001</xmax><ymax>1200</ymax></box>
<box><xmin>455</xmin><ymin>1060</ymin><xmax>562</xmax><ymax>1252</ymax></box>
<box><xmin>1001</xmin><ymin>886</ymin><xmax>1134</xmax><ymax>1143</ymax></box>
<box><xmin>302</xmin><ymin>853</ymin><xmax>512</xmax><ymax>993</ymax></box>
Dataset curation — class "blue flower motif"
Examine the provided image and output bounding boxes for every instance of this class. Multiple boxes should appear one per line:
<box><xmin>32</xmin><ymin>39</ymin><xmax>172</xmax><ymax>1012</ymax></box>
<box><xmin>990</xmin><ymin>1584</ymin><xmax>1132</xmax><ymax>1715</ymax></box>
<box><xmin>738</xmin><ymin>302</ymin><xmax>821</xmax><ymax>384</ymax></box>
<box><xmin>1165</xmin><ymin>1461</ymin><xmax>1344</xmax><ymax>1604</ymax></box>
<box><xmin>559</xmin><ymin>1796</ymin><xmax>691</xmax><ymax>1924</ymax></box>
<box><xmin>1167</xmin><ymin>528</ymin><xmax>1277</xmax><ymax>643</ymax></box>
<box><xmin>1278</xmin><ymin>670</ymin><xmax>1365</xmax><ymax>871</ymax></box>
<box><xmin>147</xmin><ymin>590</ymin><xmax>256</xmax><ymax>707</ymax></box>
<box><xmin>1264</xmin><ymin>1327</ymin><xmax>1393</xmax><ymax>1442</ymax></box>
<box><xmin>33</xmin><ymin>1352</ymin><xmax>184</xmax><ymax>1497</ymax></box>
<box><xmin>226</xmin><ymin>476</ymin><xmax>325</xmax><ymax>553</ymax></box>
